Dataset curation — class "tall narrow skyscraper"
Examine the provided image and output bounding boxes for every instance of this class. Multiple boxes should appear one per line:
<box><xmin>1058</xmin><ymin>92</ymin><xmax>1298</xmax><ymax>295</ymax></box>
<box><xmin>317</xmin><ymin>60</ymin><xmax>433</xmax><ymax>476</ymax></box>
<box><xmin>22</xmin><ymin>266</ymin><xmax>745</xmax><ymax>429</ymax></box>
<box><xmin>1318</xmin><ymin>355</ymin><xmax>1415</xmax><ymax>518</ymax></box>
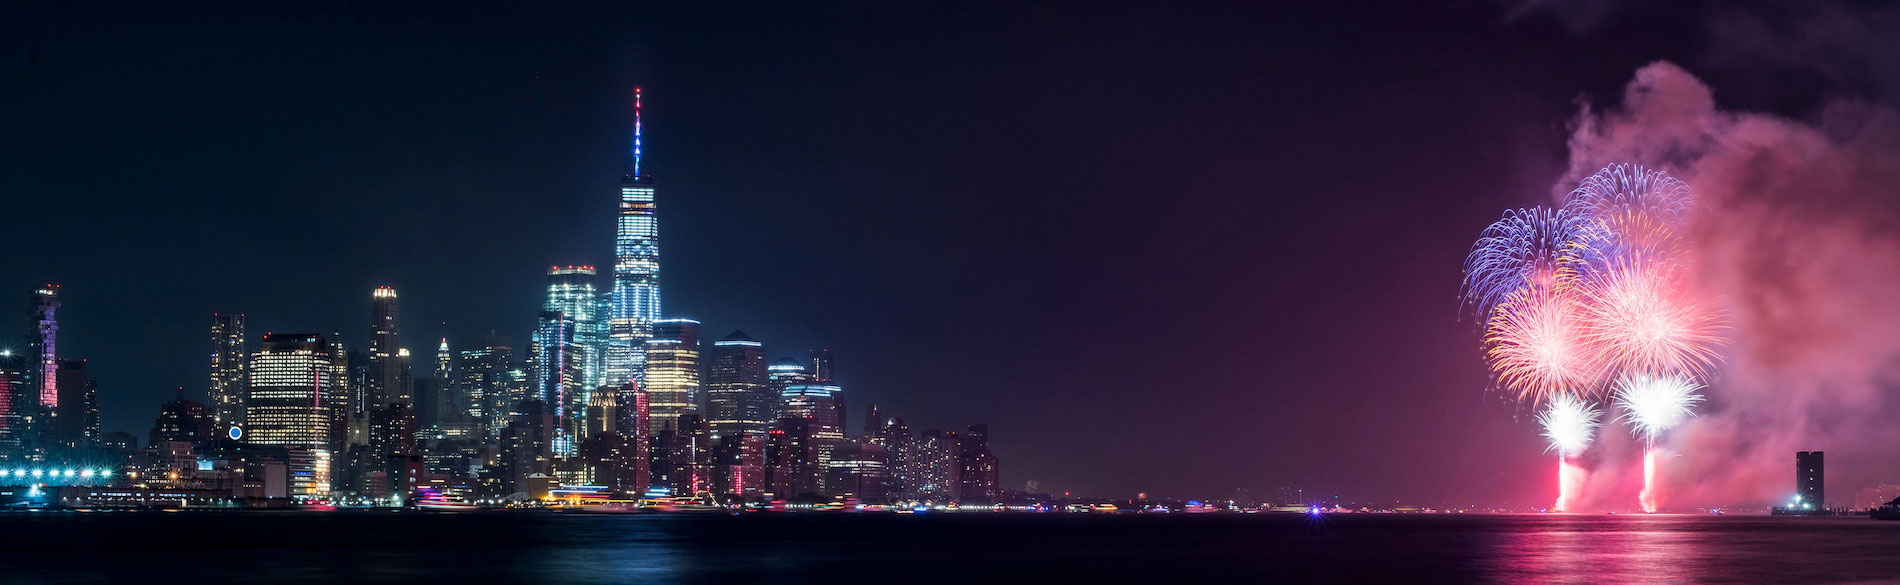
<box><xmin>368</xmin><ymin>287</ymin><xmax>404</xmax><ymax>407</ymax></box>
<box><xmin>532</xmin><ymin>310</ymin><xmax>586</xmax><ymax>442</ymax></box>
<box><xmin>28</xmin><ymin>285</ymin><xmax>59</xmax><ymax>410</ymax></box>
<box><xmin>643</xmin><ymin>319</ymin><xmax>699</xmax><ymax>434</ymax></box>
<box><xmin>544</xmin><ymin>266</ymin><xmax>604</xmax><ymax>396</ymax></box>
<box><xmin>607</xmin><ymin>87</ymin><xmax>661</xmax><ymax>388</ymax></box>
<box><xmin>707</xmin><ymin>331</ymin><xmax>769</xmax><ymax>440</ymax></box>
<box><xmin>209</xmin><ymin>313</ymin><xmax>247</xmax><ymax>429</ymax></box>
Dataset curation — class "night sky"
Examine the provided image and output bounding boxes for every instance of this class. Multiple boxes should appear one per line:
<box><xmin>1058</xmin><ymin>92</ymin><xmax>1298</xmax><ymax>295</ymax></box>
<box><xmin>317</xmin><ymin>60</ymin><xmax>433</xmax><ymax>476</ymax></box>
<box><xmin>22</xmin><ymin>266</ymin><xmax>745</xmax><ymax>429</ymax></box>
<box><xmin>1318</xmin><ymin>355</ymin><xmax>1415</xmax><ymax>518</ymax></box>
<box><xmin>2</xmin><ymin>2</ymin><xmax>1887</xmax><ymax>503</ymax></box>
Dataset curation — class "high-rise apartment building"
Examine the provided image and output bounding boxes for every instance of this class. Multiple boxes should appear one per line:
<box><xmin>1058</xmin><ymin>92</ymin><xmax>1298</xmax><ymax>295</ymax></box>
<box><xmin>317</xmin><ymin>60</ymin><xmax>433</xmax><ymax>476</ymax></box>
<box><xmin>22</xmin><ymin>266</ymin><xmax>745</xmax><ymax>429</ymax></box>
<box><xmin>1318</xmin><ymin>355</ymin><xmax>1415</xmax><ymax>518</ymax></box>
<box><xmin>910</xmin><ymin>429</ymin><xmax>960</xmax><ymax>501</ymax></box>
<box><xmin>607</xmin><ymin>88</ymin><xmax>661</xmax><ymax>388</ymax></box>
<box><xmin>208</xmin><ymin>313</ymin><xmax>247</xmax><ymax>429</ymax></box>
<box><xmin>643</xmin><ymin>319</ymin><xmax>700</xmax><ymax>435</ymax></box>
<box><xmin>958</xmin><ymin>424</ymin><xmax>999</xmax><ymax>502</ymax></box>
<box><xmin>706</xmin><ymin>331</ymin><xmax>769</xmax><ymax>440</ymax></box>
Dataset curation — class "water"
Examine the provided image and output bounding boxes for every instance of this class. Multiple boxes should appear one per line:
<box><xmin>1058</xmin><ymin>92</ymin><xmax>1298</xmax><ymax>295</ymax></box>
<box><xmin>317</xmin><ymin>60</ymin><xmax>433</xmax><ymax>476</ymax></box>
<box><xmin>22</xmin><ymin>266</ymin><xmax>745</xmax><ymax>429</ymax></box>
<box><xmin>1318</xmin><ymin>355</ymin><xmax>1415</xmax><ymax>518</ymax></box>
<box><xmin>2</xmin><ymin>511</ymin><xmax>1895</xmax><ymax>584</ymax></box>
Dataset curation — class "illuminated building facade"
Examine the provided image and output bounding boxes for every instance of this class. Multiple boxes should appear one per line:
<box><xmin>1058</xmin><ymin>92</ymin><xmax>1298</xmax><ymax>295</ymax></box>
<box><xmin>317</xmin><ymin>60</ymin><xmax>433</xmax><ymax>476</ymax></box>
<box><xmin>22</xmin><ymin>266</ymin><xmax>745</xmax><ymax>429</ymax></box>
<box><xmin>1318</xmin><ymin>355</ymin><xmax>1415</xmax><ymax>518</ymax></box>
<box><xmin>543</xmin><ymin>266</ymin><xmax>604</xmax><ymax>396</ymax></box>
<box><xmin>706</xmin><ymin>331</ymin><xmax>769</xmax><ymax>440</ymax></box>
<box><xmin>367</xmin><ymin>287</ymin><xmax>404</xmax><ymax>407</ymax></box>
<box><xmin>909</xmin><ymin>429</ymin><xmax>960</xmax><ymax>501</ymax></box>
<box><xmin>780</xmin><ymin>384</ymin><xmax>844</xmax><ymax>440</ymax></box>
<box><xmin>957</xmin><ymin>424</ymin><xmax>999</xmax><ymax>502</ymax></box>
<box><xmin>642</xmin><ymin>319</ymin><xmax>699</xmax><ymax>435</ymax></box>
<box><xmin>825</xmin><ymin>441</ymin><xmax>891</xmax><ymax>501</ymax></box>
<box><xmin>245</xmin><ymin>333</ymin><xmax>338</xmax><ymax>498</ymax></box>
<box><xmin>208</xmin><ymin>313</ymin><xmax>247</xmax><ymax>429</ymax></box>
<box><xmin>532</xmin><ymin>310</ymin><xmax>586</xmax><ymax>443</ymax></box>
<box><xmin>766</xmin><ymin>358</ymin><xmax>812</xmax><ymax>422</ymax></box>
<box><xmin>608</xmin><ymin>88</ymin><xmax>661</xmax><ymax>389</ymax></box>
<box><xmin>766</xmin><ymin>416</ymin><xmax>818</xmax><ymax>498</ymax></box>
<box><xmin>0</xmin><ymin>353</ymin><xmax>22</xmax><ymax>455</ymax></box>
<box><xmin>456</xmin><ymin>334</ymin><xmax>513</xmax><ymax>441</ymax></box>
<box><xmin>28</xmin><ymin>286</ymin><xmax>58</xmax><ymax>412</ymax></box>
<box><xmin>246</xmin><ymin>334</ymin><xmax>339</xmax><ymax>447</ymax></box>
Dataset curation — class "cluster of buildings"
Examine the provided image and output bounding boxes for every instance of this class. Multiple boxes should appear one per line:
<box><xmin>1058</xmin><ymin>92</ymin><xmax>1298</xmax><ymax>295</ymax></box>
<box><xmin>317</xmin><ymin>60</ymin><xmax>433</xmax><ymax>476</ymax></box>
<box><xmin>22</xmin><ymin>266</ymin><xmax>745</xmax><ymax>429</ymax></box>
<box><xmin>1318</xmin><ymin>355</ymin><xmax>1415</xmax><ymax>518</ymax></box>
<box><xmin>0</xmin><ymin>88</ymin><xmax>1000</xmax><ymax>508</ymax></box>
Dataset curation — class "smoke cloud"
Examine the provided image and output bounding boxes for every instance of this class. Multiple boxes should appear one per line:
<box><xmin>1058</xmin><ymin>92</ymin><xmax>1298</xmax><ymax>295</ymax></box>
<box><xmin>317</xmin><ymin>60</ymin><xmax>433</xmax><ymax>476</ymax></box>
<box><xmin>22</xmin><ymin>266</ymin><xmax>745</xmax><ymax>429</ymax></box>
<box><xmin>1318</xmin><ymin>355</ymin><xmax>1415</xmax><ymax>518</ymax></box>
<box><xmin>1561</xmin><ymin>61</ymin><xmax>1900</xmax><ymax>509</ymax></box>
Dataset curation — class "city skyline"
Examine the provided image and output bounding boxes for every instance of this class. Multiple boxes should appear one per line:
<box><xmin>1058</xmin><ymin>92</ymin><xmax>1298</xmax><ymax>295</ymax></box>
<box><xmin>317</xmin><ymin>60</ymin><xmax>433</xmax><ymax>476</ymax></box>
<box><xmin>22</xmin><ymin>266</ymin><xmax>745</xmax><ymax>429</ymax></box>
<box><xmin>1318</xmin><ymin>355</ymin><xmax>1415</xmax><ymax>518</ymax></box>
<box><xmin>5</xmin><ymin>2</ymin><xmax>1900</xmax><ymax>506</ymax></box>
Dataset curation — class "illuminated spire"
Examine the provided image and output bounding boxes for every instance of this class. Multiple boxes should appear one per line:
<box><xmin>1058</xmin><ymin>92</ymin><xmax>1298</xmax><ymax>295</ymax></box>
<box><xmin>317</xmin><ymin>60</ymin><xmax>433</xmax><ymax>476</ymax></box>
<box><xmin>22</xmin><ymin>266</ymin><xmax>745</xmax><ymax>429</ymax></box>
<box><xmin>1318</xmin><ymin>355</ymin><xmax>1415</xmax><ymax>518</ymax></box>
<box><xmin>632</xmin><ymin>87</ymin><xmax>643</xmax><ymax>177</ymax></box>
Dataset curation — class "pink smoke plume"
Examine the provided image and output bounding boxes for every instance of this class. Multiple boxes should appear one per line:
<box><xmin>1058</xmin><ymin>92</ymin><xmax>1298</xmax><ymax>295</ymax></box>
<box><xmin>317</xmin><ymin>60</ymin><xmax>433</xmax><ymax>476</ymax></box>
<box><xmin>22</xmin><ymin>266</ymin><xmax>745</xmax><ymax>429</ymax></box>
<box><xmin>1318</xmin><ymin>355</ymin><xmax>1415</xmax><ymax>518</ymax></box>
<box><xmin>1560</xmin><ymin>61</ymin><xmax>1900</xmax><ymax>509</ymax></box>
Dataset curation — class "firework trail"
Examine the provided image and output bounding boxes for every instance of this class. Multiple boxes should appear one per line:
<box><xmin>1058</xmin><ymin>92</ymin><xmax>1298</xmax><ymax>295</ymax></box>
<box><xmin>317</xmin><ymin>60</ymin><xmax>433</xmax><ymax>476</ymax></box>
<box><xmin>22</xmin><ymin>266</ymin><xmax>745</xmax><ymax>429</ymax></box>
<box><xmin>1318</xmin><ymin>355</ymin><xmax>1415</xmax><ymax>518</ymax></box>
<box><xmin>1615</xmin><ymin>373</ymin><xmax>1705</xmax><ymax>512</ymax></box>
<box><xmin>1538</xmin><ymin>395</ymin><xmax>1600</xmax><ymax>512</ymax></box>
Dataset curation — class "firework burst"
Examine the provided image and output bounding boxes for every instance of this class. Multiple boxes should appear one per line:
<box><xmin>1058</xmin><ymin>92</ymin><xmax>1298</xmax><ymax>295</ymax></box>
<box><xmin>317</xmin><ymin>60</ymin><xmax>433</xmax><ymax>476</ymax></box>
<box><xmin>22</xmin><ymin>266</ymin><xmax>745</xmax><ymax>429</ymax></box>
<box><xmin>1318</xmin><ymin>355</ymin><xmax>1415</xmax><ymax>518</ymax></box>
<box><xmin>1484</xmin><ymin>287</ymin><xmax>1602</xmax><ymax>403</ymax></box>
<box><xmin>1613</xmin><ymin>373</ymin><xmax>1705</xmax><ymax>444</ymax></box>
<box><xmin>1577</xmin><ymin>259</ymin><xmax>1726</xmax><ymax>381</ymax></box>
<box><xmin>1537</xmin><ymin>394</ymin><xmax>1601</xmax><ymax>457</ymax></box>
<box><xmin>1462</xmin><ymin>206</ymin><xmax>1591</xmax><ymax>315</ymax></box>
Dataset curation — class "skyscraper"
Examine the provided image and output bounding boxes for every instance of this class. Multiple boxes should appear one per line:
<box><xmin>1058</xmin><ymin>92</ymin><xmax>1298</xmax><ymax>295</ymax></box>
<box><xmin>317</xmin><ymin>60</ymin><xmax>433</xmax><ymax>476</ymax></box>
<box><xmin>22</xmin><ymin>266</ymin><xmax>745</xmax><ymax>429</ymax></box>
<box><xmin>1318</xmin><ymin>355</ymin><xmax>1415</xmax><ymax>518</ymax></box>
<box><xmin>607</xmin><ymin>87</ymin><xmax>661</xmax><ymax>388</ymax></box>
<box><xmin>532</xmin><ymin>310</ymin><xmax>585</xmax><ymax>442</ymax></box>
<box><xmin>809</xmin><ymin>348</ymin><xmax>833</xmax><ymax>383</ymax></box>
<box><xmin>368</xmin><ymin>287</ymin><xmax>404</xmax><ymax>407</ymax></box>
<box><xmin>247</xmin><ymin>333</ymin><xmax>340</xmax><ymax>447</ymax></box>
<box><xmin>27</xmin><ymin>286</ymin><xmax>58</xmax><ymax>411</ymax></box>
<box><xmin>707</xmin><ymin>330</ymin><xmax>769</xmax><ymax>440</ymax></box>
<box><xmin>544</xmin><ymin>266</ymin><xmax>604</xmax><ymax>395</ymax></box>
<box><xmin>643</xmin><ymin>319</ymin><xmax>700</xmax><ymax>434</ymax></box>
<box><xmin>208</xmin><ymin>313</ymin><xmax>247</xmax><ymax>429</ymax></box>
<box><xmin>247</xmin><ymin>333</ymin><xmax>340</xmax><ymax>498</ymax></box>
<box><xmin>0</xmin><ymin>350</ymin><xmax>24</xmax><ymax>456</ymax></box>
<box><xmin>456</xmin><ymin>333</ymin><xmax>513</xmax><ymax>441</ymax></box>
<box><xmin>781</xmin><ymin>384</ymin><xmax>844</xmax><ymax>440</ymax></box>
<box><xmin>766</xmin><ymin>358</ymin><xmax>812</xmax><ymax>422</ymax></box>
<box><xmin>958</xmin><ymin>424</ymin><xmax>999</xmax><ymax>503</ymax></box>
<box><xmin>54</xmin><ymin>358</ymin><xmax>96</xmax><ymax>449</ymax></box>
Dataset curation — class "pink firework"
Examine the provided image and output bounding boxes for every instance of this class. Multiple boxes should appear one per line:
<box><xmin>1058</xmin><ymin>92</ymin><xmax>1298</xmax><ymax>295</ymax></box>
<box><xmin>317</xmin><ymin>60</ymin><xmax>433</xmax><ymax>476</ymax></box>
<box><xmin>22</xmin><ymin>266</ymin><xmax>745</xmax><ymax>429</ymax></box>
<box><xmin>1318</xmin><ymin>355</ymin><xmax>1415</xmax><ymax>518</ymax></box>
<box><xmin>1484</xmin><ymin>287</ymin><xmax>1604</xmax><ymax>403</ymax></box>
<box><xmin>1576</xmin><ymin>259</ymin><xmax>1725</xmax><ymax>381</ymax></box>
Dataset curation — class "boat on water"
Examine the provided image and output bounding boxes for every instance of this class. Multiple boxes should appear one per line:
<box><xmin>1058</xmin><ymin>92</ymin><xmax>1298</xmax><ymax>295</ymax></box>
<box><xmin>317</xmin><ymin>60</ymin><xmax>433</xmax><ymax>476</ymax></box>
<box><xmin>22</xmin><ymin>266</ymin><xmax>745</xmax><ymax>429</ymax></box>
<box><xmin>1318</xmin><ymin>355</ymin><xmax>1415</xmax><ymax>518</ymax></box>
<box><xmin>564</xmin><ymin>500</ymin><xmax>645</xmax><ymax>514</ymax></box>
<box><xmin>417</xmin><ymin>498</ymin><xmax>479</xmax><ymax>512</ymax></box>
<box><xmin>637</xmin><ymin>492</ymin><xmax>727</xmax><ymax>513</ymax></box>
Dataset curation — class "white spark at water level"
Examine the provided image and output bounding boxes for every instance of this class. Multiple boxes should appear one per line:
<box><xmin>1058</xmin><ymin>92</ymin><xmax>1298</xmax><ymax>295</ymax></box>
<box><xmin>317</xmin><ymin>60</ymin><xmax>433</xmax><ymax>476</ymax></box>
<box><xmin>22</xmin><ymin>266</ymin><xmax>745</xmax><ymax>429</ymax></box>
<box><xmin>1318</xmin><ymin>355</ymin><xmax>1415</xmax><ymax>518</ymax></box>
<box><xmin>1613</xmin><ymin>374</ymin><xmax>1705</xmax><ymax>444</ymax></box>
<box><xmin>1537</xmin><ymin>395</ymin><xmax>1601</xmax><ymax>457</ymax></box>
